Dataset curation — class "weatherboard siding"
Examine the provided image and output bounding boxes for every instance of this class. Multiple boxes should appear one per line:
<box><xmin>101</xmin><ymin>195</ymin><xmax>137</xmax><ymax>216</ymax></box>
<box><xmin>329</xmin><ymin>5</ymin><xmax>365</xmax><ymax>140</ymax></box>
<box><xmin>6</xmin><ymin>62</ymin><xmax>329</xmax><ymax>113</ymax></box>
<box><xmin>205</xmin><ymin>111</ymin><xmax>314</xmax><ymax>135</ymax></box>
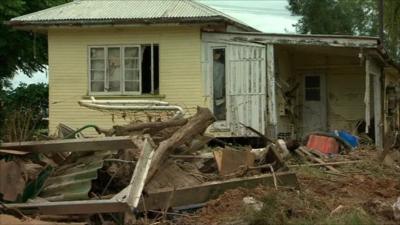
<box><xmin>48</xmin><ymin>26</ymin><xmax>204</xmax><ymax>134</ymax></box>
<box><xmin>275</xmin><ymin>47</ymin><xmax>365</xmax><ymax>138</ymax></box>
<box><xmin>294</xmin><ymin>54</ymin><xmax>365</xmax><ymax>133</ymax></box>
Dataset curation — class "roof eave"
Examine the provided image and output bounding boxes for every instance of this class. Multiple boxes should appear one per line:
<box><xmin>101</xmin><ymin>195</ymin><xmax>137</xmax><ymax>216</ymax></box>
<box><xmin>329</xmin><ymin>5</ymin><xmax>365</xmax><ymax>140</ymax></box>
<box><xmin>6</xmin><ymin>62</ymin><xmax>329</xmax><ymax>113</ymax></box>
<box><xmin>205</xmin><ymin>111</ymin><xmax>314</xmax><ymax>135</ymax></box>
<box><xmin>7</xmin><ymin>16</ymin><xmax>260</xmax><ymax>32</ymax></box>
<box><xmin>203</xmin><ymin>31</ymin><xmax>380</xmax><ymax>49</ymax></box>
<box><xmin>376</xmin><ymin>45</ymin><xmax>400</xmax><ymax>73</ymax></box>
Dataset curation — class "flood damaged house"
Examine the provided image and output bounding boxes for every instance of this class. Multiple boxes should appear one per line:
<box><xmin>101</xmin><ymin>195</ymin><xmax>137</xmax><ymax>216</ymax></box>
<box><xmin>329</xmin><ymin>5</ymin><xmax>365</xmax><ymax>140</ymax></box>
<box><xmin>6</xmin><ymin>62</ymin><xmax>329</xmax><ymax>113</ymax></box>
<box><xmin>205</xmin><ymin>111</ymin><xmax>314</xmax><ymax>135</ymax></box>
<box><xmin>8</xmin><ymin>0</ymin><xmax>400</xmax><ymax>147</ymax></box>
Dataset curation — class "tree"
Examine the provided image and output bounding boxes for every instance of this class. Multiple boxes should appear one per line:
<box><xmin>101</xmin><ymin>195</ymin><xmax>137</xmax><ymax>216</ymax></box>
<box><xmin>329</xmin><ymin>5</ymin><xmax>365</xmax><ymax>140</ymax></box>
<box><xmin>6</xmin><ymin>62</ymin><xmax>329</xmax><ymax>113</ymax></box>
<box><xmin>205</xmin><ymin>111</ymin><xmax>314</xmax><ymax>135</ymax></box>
<box><xmin>288</xmin><ymin>0</ymin><xmax>399</xmax><ymax>63</ymax></box>
<box><xmin>0</xmin><ymin>83</ymin><xmax>48</xmax><ymax>141</ymax></box>
<box><xmin>384</xmin><ymin>0</ymin><xmax>400</xmax><ymax>60</ymax></box>
<box><xmin>0</xmin><ymin>0</ymin><xmax>71</xmax><ymax>88</ymax></box>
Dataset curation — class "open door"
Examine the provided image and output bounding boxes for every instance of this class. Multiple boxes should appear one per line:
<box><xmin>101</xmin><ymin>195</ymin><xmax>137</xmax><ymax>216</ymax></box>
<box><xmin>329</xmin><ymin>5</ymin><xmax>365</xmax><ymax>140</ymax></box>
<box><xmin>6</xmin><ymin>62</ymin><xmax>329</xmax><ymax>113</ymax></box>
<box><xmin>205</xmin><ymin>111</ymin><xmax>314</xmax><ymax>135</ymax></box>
<box><xmin>211</xmin><ymin>47</ymin><xmax>228</xmax><ymax>129</ymax></box>
<box><xmin>204</xmin><ymin>41</ymin><xmax>266</xmax><ymax>136</ymax></box>
<box><xmin>302</xmin><ymin>74</ymin><xmax>327</xmax><ymax>134</ymax></box>
<box><xmin>212</xmin><ymin>47</ymin><xmax>227</xmax><ymax>126</ymax></box>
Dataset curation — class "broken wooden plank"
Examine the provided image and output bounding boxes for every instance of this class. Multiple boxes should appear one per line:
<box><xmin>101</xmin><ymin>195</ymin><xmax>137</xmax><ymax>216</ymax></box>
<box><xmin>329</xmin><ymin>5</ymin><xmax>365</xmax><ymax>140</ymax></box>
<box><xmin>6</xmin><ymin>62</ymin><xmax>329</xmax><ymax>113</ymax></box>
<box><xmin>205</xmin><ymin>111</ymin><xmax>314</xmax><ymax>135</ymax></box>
<box><xmin>125</xmin><ymin>136</ymin><xmax>155</xmax><ymax>209</ymax></box>
<box><xmin>140</xmin><ymin>172</ymin><xmax>299</xmax><ymax>210</ymax></box>
<box><xmin>5</xmin><ymin>173</ymin><xmax>298</xmax><ymax>215</ymax></box>
<box><xmin>288</xmin><ymin>160</ymin><xmax>362</xmax><ymax>168</ymax></box>
<box><xmin>213</xmin><ymin>149</ymin><xmax>255</xmax><ymax>175</ymax></box>
<box><xmin>0</xmin><ymin>136</ymin><xmax>135</xmax><ymax>153</ymax></box>
<box><xmin>145</xmin><ymin>107</ymin><xmax>215</xmax><ymax>184</ymax></box>
<box><xmin>239</xmin><ymin>122</ymin><xmax>274</xmax><ymax>143</ymax></box>
<box><xmin>0</xmin><ymin>149</ymin><xmax>29</xmax><ymax>155</ymax></box>
<box><xmin>0</xmin><ymin>160</ymin><xmax>26</xmax><ymax>201</ymax></box>
<box><xmin>4</xmin><ymin>199</ymin><xmax>129</xmax><ymax>215</ymax></box>
<box><xmin>145</xmin><ymin>160</ymin><xmax>204</xmax><ymax>192</ymax></box>
<box><xmin>307</xmin><ymin>148</ymin><xmax>328</xmax><ymax>159</ymax></box>
<box><xmin>169</xmin><ymin>154</ymin><xmax>213</xmax><ymax>159</ymax></box>
<box><xmin>0</xmin><ymin>214</ymin><xmax>86</xmax><ymax>225</ymax></box>
<box><xmin>299</xmin><ymin>147</ymin><xmax>341</xmax><ymax>173</ymax></box>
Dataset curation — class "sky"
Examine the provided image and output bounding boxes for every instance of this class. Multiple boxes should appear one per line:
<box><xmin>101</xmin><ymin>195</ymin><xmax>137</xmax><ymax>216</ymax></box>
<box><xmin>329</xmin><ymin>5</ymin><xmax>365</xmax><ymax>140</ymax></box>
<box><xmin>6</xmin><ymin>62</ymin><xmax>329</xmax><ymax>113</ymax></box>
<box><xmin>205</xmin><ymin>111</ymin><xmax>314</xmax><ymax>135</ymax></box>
<box><xmin>11</xmin><ymin>0</ymin><xmax>299</xmax><ymax>88</ymax></box>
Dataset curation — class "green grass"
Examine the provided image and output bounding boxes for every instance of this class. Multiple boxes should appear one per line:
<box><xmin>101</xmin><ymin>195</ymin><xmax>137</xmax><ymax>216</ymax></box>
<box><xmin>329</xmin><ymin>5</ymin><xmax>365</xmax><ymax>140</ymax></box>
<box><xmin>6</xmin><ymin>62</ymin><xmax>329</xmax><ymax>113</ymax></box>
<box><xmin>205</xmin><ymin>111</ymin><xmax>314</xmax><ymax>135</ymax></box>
<box><xmin>324</xmin><ymin>208</ymin><xmax>376</xmax><ymax>225</ymax></box>
<box><xmin>245</xmin><ymin>190</ymin><xmax>377</xmax><ymax>225</ymax></box>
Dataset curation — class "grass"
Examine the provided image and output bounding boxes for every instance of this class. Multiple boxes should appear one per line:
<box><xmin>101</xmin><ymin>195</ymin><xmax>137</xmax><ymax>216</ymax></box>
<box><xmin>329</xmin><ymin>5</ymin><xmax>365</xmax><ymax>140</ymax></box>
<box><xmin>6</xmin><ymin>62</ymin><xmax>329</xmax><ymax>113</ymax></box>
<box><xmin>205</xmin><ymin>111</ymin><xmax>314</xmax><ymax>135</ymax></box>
<box><xmin>324</xmin><ymin>208</ymin><xmax>376</xmax><ymax>225</ymax></box>
<box><xmin>245</xmin><ymin>188</ymin><xmax>377</xmax><ymax>225</ymax></box>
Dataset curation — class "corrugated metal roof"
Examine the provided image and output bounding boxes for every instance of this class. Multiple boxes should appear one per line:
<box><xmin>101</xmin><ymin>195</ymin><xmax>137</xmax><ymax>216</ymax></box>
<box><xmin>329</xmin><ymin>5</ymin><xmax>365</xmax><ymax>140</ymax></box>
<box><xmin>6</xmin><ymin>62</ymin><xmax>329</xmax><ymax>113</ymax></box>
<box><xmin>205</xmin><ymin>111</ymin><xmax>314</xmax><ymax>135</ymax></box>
<box><xmin>9</xmin><ymin>0</ymin><xmax>257</xmax><ymax>31</ymax></box>
<box><xmin>39</xmin><ymin>152</ymin><xmax>107</xmax><ymax>202</ymax></box>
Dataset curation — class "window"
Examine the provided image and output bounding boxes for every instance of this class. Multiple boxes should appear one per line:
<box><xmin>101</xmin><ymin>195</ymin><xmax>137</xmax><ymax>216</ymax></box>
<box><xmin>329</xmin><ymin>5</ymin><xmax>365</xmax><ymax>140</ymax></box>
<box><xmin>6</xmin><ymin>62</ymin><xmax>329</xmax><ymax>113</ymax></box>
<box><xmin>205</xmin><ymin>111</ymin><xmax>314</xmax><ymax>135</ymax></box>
<box><xmin>305</xmin><ymin>76</ymin><xmax>320</xmax><ymax>101</ymax></box>
<box><xmin>89</xmin><ymin>45</ymin><xmax>159</xmax><ymax>95</ymax></box>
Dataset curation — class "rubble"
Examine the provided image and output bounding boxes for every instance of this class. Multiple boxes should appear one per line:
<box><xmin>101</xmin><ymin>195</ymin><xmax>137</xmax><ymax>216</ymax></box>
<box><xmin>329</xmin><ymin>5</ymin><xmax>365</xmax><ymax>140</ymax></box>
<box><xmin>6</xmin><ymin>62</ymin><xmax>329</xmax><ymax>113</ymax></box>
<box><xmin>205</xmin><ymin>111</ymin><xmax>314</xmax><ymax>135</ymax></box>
<box><xmin>0</xmin><ymin>107</ymin><xmax>298</xmax><ymax>224</ymax></box>
<box><xmin>242</xmin><ymin>196</ymin><xmax>263</xmax><ymax>212</ymax></box>
<box><xmin>0</xmin><ymin>214</ymin><xmax>86</xmax><ymax>225</ymax></box>
<box><xmin>2</xmin><ymin>108</ymin><xmax>399</xmax><ymax>224</ymax></box>
<box><xmin>394</xmin><ymin>197</ymin><xmax>400</xmax><ymax>221</ymax></box>
<box><xmin>213</xmin><ymin>148</ymin><xmax>255</xmax><ymax>175</ymax></box>
<box><xmin>0</xmin><ymin>160</ymin><xmax>26</xmax><ymax>201</ymax></box>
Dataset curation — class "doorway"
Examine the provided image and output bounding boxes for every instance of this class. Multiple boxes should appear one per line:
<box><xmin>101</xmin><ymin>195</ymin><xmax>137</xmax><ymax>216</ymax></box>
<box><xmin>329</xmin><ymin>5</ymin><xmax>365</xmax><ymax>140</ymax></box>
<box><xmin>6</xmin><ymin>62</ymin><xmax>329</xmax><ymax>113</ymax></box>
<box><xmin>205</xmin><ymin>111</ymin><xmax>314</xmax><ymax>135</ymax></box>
<box><xmin>212</xmin><ymin>48</ymin><xmax>227</xmax><ymax>123</ymax></box>
<box><xmin>302</xmin><ymin>74</ymin><xmax>327</xmax><ymax>133</ymax></box>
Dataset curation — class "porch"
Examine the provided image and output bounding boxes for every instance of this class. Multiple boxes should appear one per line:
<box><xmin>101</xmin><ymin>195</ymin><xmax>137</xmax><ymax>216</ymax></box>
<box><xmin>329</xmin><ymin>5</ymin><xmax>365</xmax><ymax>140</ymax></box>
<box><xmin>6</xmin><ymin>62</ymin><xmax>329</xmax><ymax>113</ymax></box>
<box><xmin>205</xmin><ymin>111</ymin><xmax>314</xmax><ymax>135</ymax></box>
<box><xmin>202</xmin><ymin>31</ymin><xmax>400</xmax><ymax>147</ymax></box>
<box><xmin>273</xmin><ymin>44</ymin><xmax>383</xmax><ymax>146</ymax></box>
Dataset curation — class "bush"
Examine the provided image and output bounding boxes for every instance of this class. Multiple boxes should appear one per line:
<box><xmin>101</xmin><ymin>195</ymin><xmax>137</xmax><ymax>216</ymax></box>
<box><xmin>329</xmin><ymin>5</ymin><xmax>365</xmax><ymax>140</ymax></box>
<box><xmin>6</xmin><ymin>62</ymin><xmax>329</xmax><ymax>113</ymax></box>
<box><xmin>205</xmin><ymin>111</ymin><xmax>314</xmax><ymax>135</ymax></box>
<box><xmin>0</xmin><ymin>83</ymin><xmax>48</xmax><ymax>141</ymax></box>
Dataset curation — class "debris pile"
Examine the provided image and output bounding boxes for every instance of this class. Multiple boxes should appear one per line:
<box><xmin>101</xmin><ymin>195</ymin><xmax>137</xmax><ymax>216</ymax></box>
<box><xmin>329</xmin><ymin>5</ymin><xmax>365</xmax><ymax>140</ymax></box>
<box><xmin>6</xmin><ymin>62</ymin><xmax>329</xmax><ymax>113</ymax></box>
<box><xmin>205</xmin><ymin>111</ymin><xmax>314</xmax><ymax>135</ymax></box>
<box><xmin>0</xmin><ymin>107</ymin><xmax>298</xmax><ymax>224</ymax></box>
<box><xmin>2</xmin><ymin>107</ymin><xmax>399</xmax><ymax>224</ymax></box>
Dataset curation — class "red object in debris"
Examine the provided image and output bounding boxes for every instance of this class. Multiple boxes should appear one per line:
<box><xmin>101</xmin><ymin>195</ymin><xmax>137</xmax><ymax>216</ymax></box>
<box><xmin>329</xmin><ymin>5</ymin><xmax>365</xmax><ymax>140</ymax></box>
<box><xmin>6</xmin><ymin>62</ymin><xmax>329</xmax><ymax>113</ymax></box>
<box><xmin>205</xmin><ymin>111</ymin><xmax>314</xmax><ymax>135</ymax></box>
<box><xmin>306</xmin><ymin>135</ymin><xmax>339</xmax><ymax>154</ymax></box>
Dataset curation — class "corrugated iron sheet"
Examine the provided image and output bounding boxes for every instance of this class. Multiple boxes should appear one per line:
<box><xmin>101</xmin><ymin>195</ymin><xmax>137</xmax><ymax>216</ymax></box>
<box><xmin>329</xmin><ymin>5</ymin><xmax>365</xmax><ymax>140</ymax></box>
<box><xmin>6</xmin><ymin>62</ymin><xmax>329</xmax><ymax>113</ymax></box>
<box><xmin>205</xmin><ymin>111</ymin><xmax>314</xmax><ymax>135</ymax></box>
<box><xmin>10</xmin><ymin>0</ymin><xmax>256</xmax><ymax>31</ymax></box>
<box><xmin>39</xmin><ymin>152</ymin><xmax>109</xmax><ymax>201</ymax></box>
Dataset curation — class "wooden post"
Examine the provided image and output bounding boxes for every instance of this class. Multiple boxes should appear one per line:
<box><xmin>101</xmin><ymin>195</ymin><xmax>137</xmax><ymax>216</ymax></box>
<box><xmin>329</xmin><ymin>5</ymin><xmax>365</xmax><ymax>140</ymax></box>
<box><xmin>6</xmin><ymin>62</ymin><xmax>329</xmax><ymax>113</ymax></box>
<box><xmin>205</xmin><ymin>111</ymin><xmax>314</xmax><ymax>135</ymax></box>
<box><xmin>366</xmin><ymin>57</ymin><xmax>384</xmax><ymax>148</ymax></box>
<box><xmin>266</xmin><ymin>44</ymin><xmax>277</xmax><ymax>138</ymax></box>
<box><xmin>374</xmin><ymin>70</ymin><xmax>383</xmax><ymax>148</ymax></box>
<box><xmin>365</xmin><ymin>59</ymin><xmax>371</xmax><ymax>133</ymax></box>
<box><xmin>151</xmin><ymin>43</ymin><xmax>154</xmax><ymax>94</ymax></box>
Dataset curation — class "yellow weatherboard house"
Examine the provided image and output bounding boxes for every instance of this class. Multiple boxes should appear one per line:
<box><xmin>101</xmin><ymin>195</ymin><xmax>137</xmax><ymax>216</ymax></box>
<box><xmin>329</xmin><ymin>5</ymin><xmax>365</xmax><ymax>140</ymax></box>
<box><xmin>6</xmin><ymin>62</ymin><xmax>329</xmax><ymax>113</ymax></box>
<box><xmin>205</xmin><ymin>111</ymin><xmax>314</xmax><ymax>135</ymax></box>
<box><xmin>9</xmin><ymin>0</ymin><xmax>400</xmax><ymax>146</ymax></box>
<box><xmin>8</xmin><ymin>0</ymin><xmax>257</xmax><ymax>135</ymax></box>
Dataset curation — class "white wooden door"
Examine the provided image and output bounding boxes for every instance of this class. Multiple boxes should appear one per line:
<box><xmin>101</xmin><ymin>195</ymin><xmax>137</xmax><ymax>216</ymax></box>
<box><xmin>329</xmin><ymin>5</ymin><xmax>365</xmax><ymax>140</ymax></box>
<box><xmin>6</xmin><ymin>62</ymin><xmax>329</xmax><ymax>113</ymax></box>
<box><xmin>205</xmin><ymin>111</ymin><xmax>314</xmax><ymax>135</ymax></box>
<box><xmin>302</xmin><ymin>74</ymin><xmax>327</xmax><ymax>134</ymax></box>
<box><xmin>227</xmin><ymin>44</ymin><xmax>266</xmax><ymax>136</ymax></box>
<box><xmin>203</xmin><ymin>41</ymin><xmax>266</xmax><ymax>136</ymax></box>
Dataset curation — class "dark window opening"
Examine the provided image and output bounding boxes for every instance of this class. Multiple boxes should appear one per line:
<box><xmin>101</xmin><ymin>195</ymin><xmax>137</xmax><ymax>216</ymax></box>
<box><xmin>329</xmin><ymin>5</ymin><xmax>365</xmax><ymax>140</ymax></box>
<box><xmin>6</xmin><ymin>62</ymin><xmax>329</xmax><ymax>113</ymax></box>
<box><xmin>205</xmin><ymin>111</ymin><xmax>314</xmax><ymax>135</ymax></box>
<box><xmin>141</xmin><ymin>45</ymin><xmax>159</xmax><ymax>94</ymax></box>
<box><xmin>305</xmin><ymin>76</ymin><xmax>320</xmax><ymax>101</ymax></box>
<box><xmin>213</xmin><ymin>48</ymin><xmax>226</xmax><ymax>121</ymax></box>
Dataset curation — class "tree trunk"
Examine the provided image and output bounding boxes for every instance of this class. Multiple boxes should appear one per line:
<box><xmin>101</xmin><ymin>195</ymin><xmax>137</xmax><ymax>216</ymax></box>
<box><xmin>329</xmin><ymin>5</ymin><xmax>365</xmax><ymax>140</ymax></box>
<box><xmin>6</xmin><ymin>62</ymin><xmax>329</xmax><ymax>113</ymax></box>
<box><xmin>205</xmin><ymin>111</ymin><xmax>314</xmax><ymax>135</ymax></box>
<box><xmin>145</xmin><ymin>107</ymin><xmax>215</xmax><ymax>185</ymax></box>
<box><xmin>113</xmin><ymin>118</ymin><xmax>188</xmax><ymax>136</ymax></box>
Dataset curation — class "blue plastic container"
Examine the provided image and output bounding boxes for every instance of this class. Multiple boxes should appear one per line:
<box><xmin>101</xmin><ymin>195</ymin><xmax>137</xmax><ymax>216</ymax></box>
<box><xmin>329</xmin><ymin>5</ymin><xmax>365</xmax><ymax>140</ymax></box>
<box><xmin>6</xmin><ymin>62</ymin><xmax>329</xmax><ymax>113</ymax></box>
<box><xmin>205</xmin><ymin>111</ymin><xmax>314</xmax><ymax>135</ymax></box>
<box><xmin>334</xmin><ymin>130</ymin><xmax>359</xmax><ymax>148</ymax></box>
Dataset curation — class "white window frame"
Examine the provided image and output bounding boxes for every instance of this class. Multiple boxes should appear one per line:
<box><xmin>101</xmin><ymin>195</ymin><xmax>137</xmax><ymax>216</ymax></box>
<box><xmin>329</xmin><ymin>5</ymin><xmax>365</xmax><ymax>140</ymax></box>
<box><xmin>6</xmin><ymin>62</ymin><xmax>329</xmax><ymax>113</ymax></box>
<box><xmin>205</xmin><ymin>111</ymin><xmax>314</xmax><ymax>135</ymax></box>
<box><xmin>88</xmin><ymin>45</ymin><xmax>142</xmax><ymax>95</ymax></box>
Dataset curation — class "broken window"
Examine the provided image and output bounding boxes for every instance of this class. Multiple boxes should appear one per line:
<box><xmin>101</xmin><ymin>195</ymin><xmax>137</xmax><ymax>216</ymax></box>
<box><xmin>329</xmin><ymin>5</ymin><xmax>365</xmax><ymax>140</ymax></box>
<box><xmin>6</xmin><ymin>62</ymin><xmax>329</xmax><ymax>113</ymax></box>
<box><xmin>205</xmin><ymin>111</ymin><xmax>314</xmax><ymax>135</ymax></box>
<box><xmin>212</xmin><ymin>48</ymin><xmax>227</xmax><ymax>121</ymax></box>
<box><xmin>89</xmin><ymin>45</ymin><xmax>159</xmax><ymax>95</ymax></box>
<box><xmin>305</xmin><ymin>76</ymin><xmax>320</xmax><ymax>101</ymax></box>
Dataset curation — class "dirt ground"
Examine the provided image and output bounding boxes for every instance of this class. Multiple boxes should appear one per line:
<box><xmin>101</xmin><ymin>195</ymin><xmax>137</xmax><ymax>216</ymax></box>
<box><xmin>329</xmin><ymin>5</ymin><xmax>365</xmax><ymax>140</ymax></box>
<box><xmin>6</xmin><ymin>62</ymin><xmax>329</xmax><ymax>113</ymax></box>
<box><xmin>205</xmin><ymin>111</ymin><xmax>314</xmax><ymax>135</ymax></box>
<box><xmin>173</xmin><ymin>148</ymin><xmax>400</xmax><ymax>225</ymax></box>
<box><xmin>2</xmin><ymin>148</ymin><xmax>399</xmax><ymax>225</ymax></box>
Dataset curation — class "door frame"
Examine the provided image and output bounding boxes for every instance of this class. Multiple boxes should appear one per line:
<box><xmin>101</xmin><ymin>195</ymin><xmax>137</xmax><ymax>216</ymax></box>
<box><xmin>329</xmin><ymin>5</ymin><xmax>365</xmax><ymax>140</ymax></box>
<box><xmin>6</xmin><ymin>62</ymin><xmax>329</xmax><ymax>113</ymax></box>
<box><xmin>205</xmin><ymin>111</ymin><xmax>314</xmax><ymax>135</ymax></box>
<box><xmin>302</xmin><ymin>73</ymin><xmax>327</xmax><ymax>133</ymax></box>
<box><xmin>209</xmin><ymin>45</ymin><xmax>229</xmax><ymax>130</ymax></box>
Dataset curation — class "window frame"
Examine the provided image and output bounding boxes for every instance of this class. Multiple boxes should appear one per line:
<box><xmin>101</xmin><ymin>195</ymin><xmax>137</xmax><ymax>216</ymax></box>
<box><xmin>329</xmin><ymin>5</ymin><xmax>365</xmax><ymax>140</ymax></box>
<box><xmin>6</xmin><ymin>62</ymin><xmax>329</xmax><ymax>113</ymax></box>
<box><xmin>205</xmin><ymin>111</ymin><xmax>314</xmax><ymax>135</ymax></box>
<box><xmin>88</xmin><ymin>45</ymin><xmax>142</xmax><ymax>95</ymax></box>
<box><xmin>304</xmin><ymin>75</ymin><xmax>321</xmax><ymax>101</ymax></box>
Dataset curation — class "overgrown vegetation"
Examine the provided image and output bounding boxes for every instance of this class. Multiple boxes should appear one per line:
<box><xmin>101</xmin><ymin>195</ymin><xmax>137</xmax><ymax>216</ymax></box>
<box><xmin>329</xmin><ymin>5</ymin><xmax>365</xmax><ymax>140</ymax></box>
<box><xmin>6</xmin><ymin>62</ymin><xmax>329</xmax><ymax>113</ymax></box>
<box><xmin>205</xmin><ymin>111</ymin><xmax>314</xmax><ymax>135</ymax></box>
<box><xmin>0</xmin><ymin>83</ymin><xmax>48</xmax><ymax>141</ymax></box>
<box><xmin>287</xmin><ymin>0</ymin><xmax>400</xmax><ymax>63</ymax></box>
<box><xmin>0</xmin><ymin>0</ymin><xmax>71</xmax><ymax>89</ymax></box>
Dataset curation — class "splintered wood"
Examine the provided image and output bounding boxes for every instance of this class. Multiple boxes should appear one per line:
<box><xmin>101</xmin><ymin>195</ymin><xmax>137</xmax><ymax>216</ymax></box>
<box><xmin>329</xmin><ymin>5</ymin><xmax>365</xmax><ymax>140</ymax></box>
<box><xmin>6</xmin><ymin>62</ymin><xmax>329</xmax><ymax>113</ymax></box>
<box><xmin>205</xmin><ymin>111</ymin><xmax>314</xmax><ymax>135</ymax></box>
<box><xmin>213</xmin><ymin>149</ymin><xmax>255</xmax><ymax>175</ymax></box>
<box><xmin>145</xmin><ymin>107</ymin><xmax>216</xmax><ymax>184</ymax></box>
<box><xmin>1</xmin><ymin>107</ymin><xmax>301</xmax><ymax>218</ymax></box>
<box><xmin>0</xmin><ymin>160</ymin><xmax>26</xmax><ymax>201</ymax></box>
